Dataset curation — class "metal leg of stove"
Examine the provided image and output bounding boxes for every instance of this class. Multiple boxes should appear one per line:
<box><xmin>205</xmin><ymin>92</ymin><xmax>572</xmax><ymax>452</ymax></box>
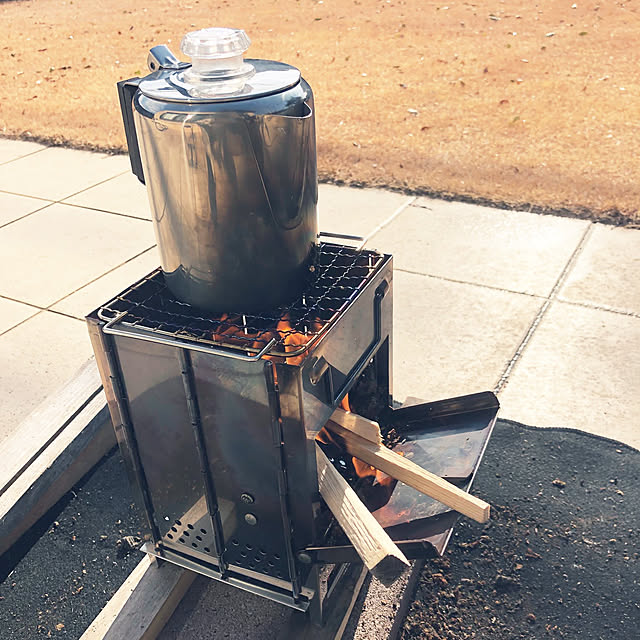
<box><xmin>307</xmin><ymin>566</ymin><xmax>324</xmax><ymax>626</ymax></box>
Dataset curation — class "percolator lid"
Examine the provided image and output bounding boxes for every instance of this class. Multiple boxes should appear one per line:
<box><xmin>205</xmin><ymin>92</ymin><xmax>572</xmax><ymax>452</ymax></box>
<box><xmin>137</xmin><ymin>28</ymin><xmax>301</xmax><ymax>104</ymax></box>
<box><xmin>180</xmin><ymin>27</ymin><xmax>251</xmax><ymax>59</ymax></box>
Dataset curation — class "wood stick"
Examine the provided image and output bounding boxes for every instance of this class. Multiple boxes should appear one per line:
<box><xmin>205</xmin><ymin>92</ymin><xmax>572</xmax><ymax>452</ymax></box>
<box><xmin>330</xmin><ymin>407</ymin><xmax>382</xmax><ymax>445</ymax></box>
<box><xmin>80</xmin><ymin>555</ymin><xmax>195</xmax><ymax>640</ymax></box>
<box><xmin>325</xmin><ymin>420</ymin><xmax>491</xmax><ymax>523</ymax></box>
<box><xmin>315</xmin><ymin>443</ymin><xmax>409</xmax><ymax>586</ymax></box>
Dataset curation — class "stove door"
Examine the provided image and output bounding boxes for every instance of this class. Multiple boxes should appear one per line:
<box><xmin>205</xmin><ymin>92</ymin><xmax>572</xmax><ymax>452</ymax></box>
<box><xmin>305</xmin><ymin>392</ymin><xmax>499</xmax><ymax>563</ymax></box>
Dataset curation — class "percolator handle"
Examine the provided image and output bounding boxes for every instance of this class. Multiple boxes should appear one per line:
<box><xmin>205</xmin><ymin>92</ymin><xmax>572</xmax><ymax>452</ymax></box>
<box><xmin>116</xmin><ymin>77</ymin><xmax>145</xmax><ymax>184</ymax></box>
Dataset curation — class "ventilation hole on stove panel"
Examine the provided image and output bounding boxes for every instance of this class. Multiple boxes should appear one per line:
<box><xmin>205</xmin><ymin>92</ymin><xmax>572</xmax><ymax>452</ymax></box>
<box><xmin>204</xmin><ymin>547</ymin><xmax>210</xmax><ymax>553</ymax></box>
<box><xmin>183</xmin><ymin>531</ymin><xmax>190</xmax><ymax>537</ymax></box>
<box><xmin>240</xmin><ymin>551</ymin><xmax>247</xmax><ymax>558</ymax></box>
<box><xmin>259</xmin><ymin>548</ymin><xmax>267</xmax><ymax>556</ymax></box>
<box><xmin>187</xmin><ymin>524</ymin><xmax>194</xmax><ymax>530</ymax></box>
<box><xmin>179</xmin><ymin>538</ymin><xmax>185</xmax><ymax>543</ymax></box>
<box><xmin>175</xmin><ymin>520</ymin><xmax>182</xmax><ymax>526</ymax></box>
<box><xmin>167</xmin><ymin>533</ymin><xmax>173</xmax><ymax>539</ymax></box>
<box><xmin>249</xmin><ymin>562</ymin><xmax>256</xmax><ymax>569</ymax></box>
<box><xmin>254</xmin><ymin>556</ymin><xmax>261</xmax><ymax>563</ymax></box>
<box><xmin>200</xmin><ymin>529</ymin><xmax>207</xmax><ymax>535</ymax></box>
<box><xmin>196</xmin><ymin>535</ymin><xmax>202</xmax><ymax>541</ymax></box>
<box><xmin>276</xmin><ymin>571</ymin><xmax>283</xmax><ymax>578</ymax></box>
<box><xmin>274</xmin><ymin>553</ymin><xmax>281</xmax><ymax>560</ymax></box>
<box><xmin>192</xmin><ymin>543</ymin><xmax>198</xmax><ymax>548</ymax></box>
<box><xmin>268</xmin><ymin>561</ymin><xmax>274</xmax><ymax>567</ymax></box>
<box><xmin>245</xmin><ymin>544</ymin><xmax>253</xmax><ymax>551</ymax></box>
<box><xmin>231</xmin><ymin>539</ymin><xmax>239</xmax><ymax>546</ymax></box>
<box><xmin>263</xmin><ymin>567</ymin><xmax>270</xmax><ymax>574</ymax></box>
<box><xmin>171</xmin><ymin>526</ymin><xmax>178</xmax><ymax>533</ymax></box>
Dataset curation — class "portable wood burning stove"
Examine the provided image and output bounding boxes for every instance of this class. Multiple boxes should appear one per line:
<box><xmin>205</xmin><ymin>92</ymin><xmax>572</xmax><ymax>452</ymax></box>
<box><xmin>86</xmin><ymin>238</ymin><xmax>499</xmax><ymax>624</ymax></box>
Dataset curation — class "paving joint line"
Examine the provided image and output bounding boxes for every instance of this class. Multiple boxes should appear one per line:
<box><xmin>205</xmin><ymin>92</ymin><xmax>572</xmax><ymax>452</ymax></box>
<box><xmin>0</xmin><ymin>293</ymin><xmax>46</xmax><ymax>311</ymax></box>
<box><xmin>0</xmin><ymin>245</ymin><xmax>157</xmax><ymax>334</ymax></box>
<box><xmin>0</xmin><ymin>144</ymin><xmax>50</xmax><ymax>167</ymax></box>
<box><xmin>0</xmin><ymin>306</ymin><xmax>44</xmax><ymax>337</ymax></box>
<box><xmin>55</xmin><ymin>169</ymin><xmax>130</xmax><ymax>202</ymax></box>
<box><xmin>493</xmin><ymin>223</ymin><xmax>595</xmax><ymax>394</ymax></box>
<box><xmin>0</xmin><ymin>200</ymin><xmax>58</xmax><ymax>230</ymax></box>
<box><xmin>395</xmin><ymin>268</ymin><xmax>545</xmax><ymax>299</ymax></box>
<box><xmin>46</xmin><ymin>308</ymin><xmax>87</xmax><ymax>323</ymax></box>
<box><xmin>0</xmin><ymin>170</ymin><xmax>131</xmax><ymax>229</ymax></box>
<box><xmin>397</xmin><ymin>268</ymin><xmax>640</xmax><ymax>320</ymax></box>
<box><xmin>0</xmin><ymin>189</ymin><xmax>55</xmax><ymax>203</ymax></box>
<box><xmin>43</xmin><ymin>244</ymin><xmax>158</xmax><ymax>315</ymax></box>
<box><xmin>555</xmin><ymin>297</ymin><xmax>640</xmax><ymax>320</ymax></box>
<box><xmin>61</xmin><ymin>201</ymin><xmax>151</xmax><ymax>222</ymax></box>
<box><xmin>360</xmin><ymin>196</ymin><xmax>416</xmax><ymax>247</ymax></box>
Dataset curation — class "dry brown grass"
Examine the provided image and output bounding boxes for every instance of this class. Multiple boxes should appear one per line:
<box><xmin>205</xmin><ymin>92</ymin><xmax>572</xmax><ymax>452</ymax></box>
<box><xmin>1</xmin><ymin>0</ymin><xmax>639</xmax><ymax>223</ymax></box>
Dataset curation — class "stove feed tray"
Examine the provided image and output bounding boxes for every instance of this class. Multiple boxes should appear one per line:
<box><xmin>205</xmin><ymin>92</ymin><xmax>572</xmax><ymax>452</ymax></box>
<box><xmin>307</xmin><ymin>391</ymin><xmax>499</xmax><ymax>564</ymax></box>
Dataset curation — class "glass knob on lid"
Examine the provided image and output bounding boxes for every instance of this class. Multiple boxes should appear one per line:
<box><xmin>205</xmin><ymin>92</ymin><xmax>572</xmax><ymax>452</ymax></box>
<box><xmin>180</xmin><ymin>27</ymin><xmax>255</xmax><ymax>96</ymax></box>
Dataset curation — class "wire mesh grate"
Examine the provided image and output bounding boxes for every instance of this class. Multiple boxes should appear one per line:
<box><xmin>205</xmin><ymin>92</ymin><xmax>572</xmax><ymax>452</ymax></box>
<box><xmin>97</xmin><ymin>243</ymin><xmax>385</xmax><ymax>359</ymax></box>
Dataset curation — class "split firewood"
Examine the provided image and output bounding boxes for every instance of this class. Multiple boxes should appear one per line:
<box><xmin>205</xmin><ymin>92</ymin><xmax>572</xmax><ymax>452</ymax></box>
<box><xmin>315</xmin><ymin>443</ymin><xmax>409</xmax><ymax>586</ymax></box>
<box><xmin>330</xmin><ymin>407</ymin><xmax>382</xmax><ymax>444</ymax></box>
<box><xmin>325</xmin><ymin>418</ymin><xmax>491</xmax><ymax>523</ymax></box>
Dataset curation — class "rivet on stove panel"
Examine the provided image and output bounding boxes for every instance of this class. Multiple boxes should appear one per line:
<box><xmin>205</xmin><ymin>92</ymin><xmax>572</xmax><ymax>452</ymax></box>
<box><xmin>244</xmin><ymin>513</ymin><xmax>258</xmax><ymax>526</ymax></box>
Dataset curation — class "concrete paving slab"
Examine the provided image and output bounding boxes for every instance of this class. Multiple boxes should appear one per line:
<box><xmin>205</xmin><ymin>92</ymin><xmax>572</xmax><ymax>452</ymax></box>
<box><xmin>318</xmin><ymin>184</ymin><xmax>411</xmax><ymax>239</ymax></box>
<box><xmin>0</xmin><ymin>139</ymin><xmax>47</xmax><ymax>164</ymax></box>
<box><xmin>0</xmin><ymin>192</ymin><xmax>51</xmax><ymax>227</ymax></box>
<box><xmin>0</xmin><ymin>297</ymin><xmax>39</xmax><ymax>334</ymax></box>
<box><xmin>371</xmin><ymin>201</ymin><xmax>589</xmax><ymax>296</ymax></box>
<box><xmin>559</xmin><ymin>224</ymin><xmax>640</xmax><ymax>316</ymax></box>
<box><xmin>51</xmin><ymin>248</ymin><xmax>159</xmax><ymax>319</ymax></box>
<box><xmin>392</xmin><ymin>270</ymin><xmax>541</xmax><ymax>404</ymax></box>
<box><xmin>63</xmin><ymin>170</ymin><xmax>151</xmax><ymax>220</ymax></box>
<box><xmin>0</xmin><ymin>203</ymin><xmax>154</xmax><ymax>308</ymax></box>
<box><xmin>0</xmin><ymin>147</ymin><xmax>129</xmax><ymax>201</ymax></box>
<box><xmin>498</xmin><ymin>301</ymin><xmax>640</xmax><ymax>449</ymax></box>
<box><xmin>0</xmin><ymin>310</ymin><xmax>93</xmax><ymax>445</ymax></box>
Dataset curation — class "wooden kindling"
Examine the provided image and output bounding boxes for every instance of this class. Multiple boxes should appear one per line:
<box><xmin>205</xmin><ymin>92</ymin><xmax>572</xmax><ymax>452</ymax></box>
<box><xmin>329</xmin><ymin>407</ymin><xmax>382</xmax><ymax>445</ymax></box>
<box><xmin>315</xmin><ymin>444</ymin><xmax>409</xmax><ymax>586</ymax></box>
<box><xmin>326</xmin><ymin>411</ymin><xmax>491</xmax><ymax>524</ymax></box>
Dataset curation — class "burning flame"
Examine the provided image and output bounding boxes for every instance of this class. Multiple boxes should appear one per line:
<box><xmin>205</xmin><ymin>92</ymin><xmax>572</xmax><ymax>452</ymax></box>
<box><xmin>317</xmin><ymin>395</ymin><xmax>394</xmax><ymax>487</ymax></box>
<box><xmin>211</xmin><ymin>315</ymin><xmax>393</xmax><ymax>485</ymax></box>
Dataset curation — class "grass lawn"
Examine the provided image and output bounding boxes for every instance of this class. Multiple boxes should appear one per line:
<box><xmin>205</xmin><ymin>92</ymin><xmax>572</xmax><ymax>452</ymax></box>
<box><xmin>1</xmin><ymin>0</ymin><xmax>638</xmax><ymax>223</ymax></box>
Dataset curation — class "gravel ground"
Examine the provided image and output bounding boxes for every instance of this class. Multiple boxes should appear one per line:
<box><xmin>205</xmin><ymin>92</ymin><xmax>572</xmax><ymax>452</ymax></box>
<box><xmin>0</xmin><ymin>451</ymin><xmax>145</xmax><ymax>639</ymax></box>
<box><xmin>401</xmin><ymin>420</ymin><xmax>640</xmax><ymax>640</ymax></box>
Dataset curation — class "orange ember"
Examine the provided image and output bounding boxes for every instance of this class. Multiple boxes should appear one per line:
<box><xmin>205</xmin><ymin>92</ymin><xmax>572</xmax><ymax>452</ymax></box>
<box><xmin>210</xmin><ymin>313</ymin><xmax>323</xmax><ymax>365</ymax></box>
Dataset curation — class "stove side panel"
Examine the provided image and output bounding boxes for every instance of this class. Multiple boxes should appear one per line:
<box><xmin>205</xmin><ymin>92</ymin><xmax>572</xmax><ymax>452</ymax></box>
<box><xmin>113</xmin><ymin>335</ymin><xmax>213</xmax><ymax>552</ymax></box>
<box><xmin>191</xmin><ymin>355</ymin><xmax>300</xmax><ymax>587</ymax></box>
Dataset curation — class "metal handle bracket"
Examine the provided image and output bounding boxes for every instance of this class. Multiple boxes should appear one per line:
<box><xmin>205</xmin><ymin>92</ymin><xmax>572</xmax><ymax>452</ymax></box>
<box><xmin>102</xmin><ymin>312</ymin><xmax>277</xmax><ymax>362</ymax></box>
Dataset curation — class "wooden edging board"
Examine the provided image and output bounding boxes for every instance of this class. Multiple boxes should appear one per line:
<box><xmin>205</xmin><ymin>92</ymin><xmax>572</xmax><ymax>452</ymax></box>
<box><xmin>80</xmin><ymin>556</ymin><xmax>196</xmax><ymax>640</ymax></box>
<box><xmin>0</xmin><ymin>358</ymin><xmax>115</xmax><ymax>557</ymax></box>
